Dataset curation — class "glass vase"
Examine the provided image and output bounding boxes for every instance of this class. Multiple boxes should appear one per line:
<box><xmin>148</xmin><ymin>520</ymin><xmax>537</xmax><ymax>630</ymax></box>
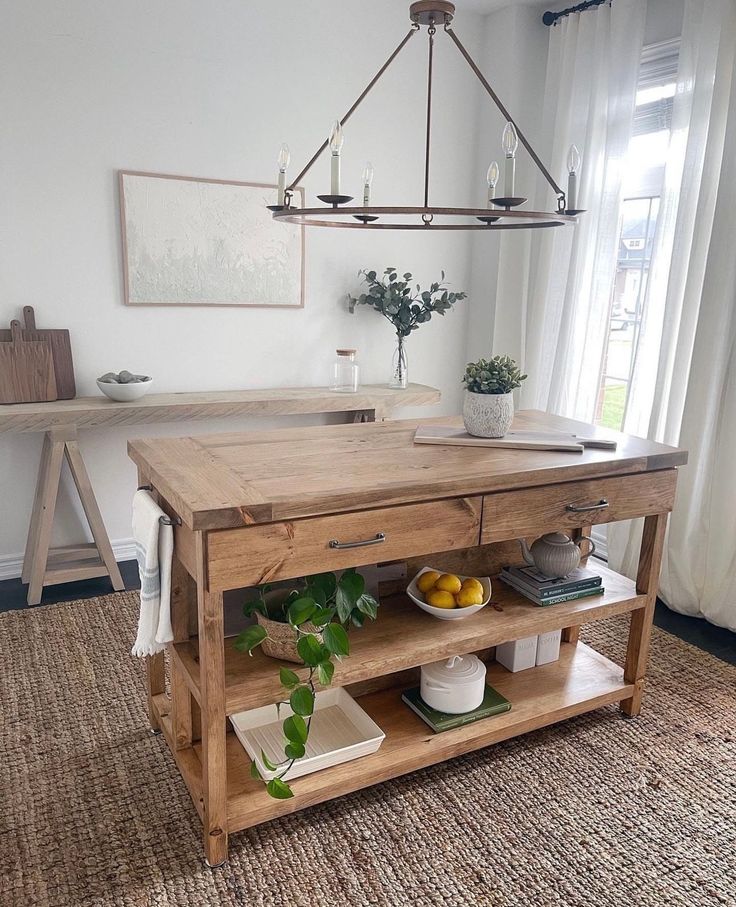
<box><xmin>389</xmin><ymin>335</ymin><xmax>408</xmax><ymax>389</ymax></box>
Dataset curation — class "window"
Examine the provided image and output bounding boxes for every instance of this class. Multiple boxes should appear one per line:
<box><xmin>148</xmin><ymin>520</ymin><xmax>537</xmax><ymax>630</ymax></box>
<box><xmin>594</xmin><ymin>40</ymin><xmax>680</xmax><ymax>430</ymax></box>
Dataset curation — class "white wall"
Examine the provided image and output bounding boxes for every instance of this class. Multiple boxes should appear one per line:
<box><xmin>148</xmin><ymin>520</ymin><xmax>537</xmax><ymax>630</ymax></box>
<box><xmin>465</xmin><ymin>1</ymin><xmax>550</xmax><ymax>364</ymax></box>
<box><xmin>0</xmin><ymin>0</ymin><xmax>485</xmax><ymax>573</ymax></box>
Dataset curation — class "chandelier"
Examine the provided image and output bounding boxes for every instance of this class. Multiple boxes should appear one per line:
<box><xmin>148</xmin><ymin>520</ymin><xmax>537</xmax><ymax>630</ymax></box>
<box><xmin>268</xmin><ymin>1</ymin><xmax>584</xmax><ymax>231</ymax></box>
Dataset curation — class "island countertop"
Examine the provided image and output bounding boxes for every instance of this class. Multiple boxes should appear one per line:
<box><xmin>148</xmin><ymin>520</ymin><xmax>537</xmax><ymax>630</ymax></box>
<box><xmin>127</xmin><ymin>410</ymin><xmax>687</xmax><ymax>531</ymax></box>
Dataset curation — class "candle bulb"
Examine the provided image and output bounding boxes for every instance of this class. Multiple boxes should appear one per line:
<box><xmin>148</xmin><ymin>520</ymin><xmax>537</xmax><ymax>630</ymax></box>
<box><xmin>567</xmin><ymin>143</ymin><xmax>581</xmax><ymax>211</ymax></box>
<box><xmin>329</xmin><ymin>119</ymin><xmax>344</xmax><ymax>196</ymax></box>
<box><xmin>486</xmin><ymin>160</ymin><xmax>499</xmax><ymax>207</ymax></box>
<box><xmin>362</xmin><ymin>161</ymin><xmax>374</xmax><ymax>206</ymax></box>
<box><xmin>277</xmin><ymin>143</ymin><xmax>290</xmax><ymax>207</ymax></box>
<box><xmin>502</xmin><ymin>122</ymin><xmax>518</xmax><ymax>198</ymax></box>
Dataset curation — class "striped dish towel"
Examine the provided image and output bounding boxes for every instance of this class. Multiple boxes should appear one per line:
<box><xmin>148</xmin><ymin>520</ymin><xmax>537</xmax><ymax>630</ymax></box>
<box><xmin>131</xmin><ymin>489</ymin><xmax>173</xmax><ymax>657</ymax></box>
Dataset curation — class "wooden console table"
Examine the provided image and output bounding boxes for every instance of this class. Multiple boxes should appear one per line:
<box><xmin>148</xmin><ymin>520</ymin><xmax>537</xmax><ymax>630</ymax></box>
<box><xmin>127</xmin><ymin>410</ymin><xmax>686</xmax><ymax>866</ymax></box>
<box><xmin>0</xmin><ymin>384</ymin><xmax>439</xmax><ymax>604</ymax></box>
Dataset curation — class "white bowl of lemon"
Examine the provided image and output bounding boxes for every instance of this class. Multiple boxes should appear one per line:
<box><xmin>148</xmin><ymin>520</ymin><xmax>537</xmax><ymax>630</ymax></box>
<box><xmin>407</xmin><ymin>568</ymin><xmax>492</xmax><ymax>620</ymax></box>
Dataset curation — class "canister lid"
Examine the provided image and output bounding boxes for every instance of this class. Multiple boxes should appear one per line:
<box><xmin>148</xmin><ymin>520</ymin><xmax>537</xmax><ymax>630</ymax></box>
<box><xmin>421</xmin><ymin>654</ymin><xmax>486</xmax><ymax>686</ymax></box>
<box><xmin>336</xmin><ymin>348</ymin><xmax>357</xmax><ymax>356</ymax></box>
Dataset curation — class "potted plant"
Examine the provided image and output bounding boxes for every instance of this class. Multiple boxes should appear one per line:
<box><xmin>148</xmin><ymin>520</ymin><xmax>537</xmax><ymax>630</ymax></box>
<box><xmin>461</xmin><ymin>355</ymin><xmax>527</xmax><ymax>438</ymax></box>
<box><xmin>234</xmin><ymin>568</ymin><xmax>379</xmax><ymax>799</ymax></box>
<box><xmin>348</xmin><ymin>267</ymin><xmax>467</xmax><ymax>388</ymax></box>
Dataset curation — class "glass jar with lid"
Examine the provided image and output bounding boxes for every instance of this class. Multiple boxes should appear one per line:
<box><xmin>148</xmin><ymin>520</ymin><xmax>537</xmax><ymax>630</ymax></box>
<box><xmin>331</xmin><ymin>349</ymin><xmax>359</xmax><ymax>393</ymax></box>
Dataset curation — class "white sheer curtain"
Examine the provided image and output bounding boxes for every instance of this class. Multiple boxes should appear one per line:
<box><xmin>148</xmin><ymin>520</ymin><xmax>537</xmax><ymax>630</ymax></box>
<box><xmin>608</xmin><ymin>0</ymin><xmax>736</xmax><ymax>631</ymax></box>
<box><xmin>517</xmin><ymin>0</ymin><xmax>646</xmax><ymax>418</ymax></box>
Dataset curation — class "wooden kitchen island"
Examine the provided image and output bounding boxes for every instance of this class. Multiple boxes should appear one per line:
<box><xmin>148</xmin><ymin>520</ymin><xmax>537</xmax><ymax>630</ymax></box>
<box><xmin>128</xmin><ymin>411</ymin><xmax>687</xmax><ymax>865</ymax></box>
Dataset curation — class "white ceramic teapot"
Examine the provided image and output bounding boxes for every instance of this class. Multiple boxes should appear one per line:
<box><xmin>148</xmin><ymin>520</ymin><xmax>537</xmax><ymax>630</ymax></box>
<box><xmin>518</xmin><ymin>532</ymin><xmax>596</xmax><ymax>579</ymax></box>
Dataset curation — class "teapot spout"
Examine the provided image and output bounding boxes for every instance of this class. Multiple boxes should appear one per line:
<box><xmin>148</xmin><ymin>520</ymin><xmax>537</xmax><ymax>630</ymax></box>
<box><xmin>518</xmin><ymin>538</ymin><xmax>534</xmax><ymax>566</ymax></box>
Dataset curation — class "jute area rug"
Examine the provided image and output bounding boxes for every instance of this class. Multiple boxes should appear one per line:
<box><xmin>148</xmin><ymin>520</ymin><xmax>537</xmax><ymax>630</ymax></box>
<box><xmin>1</xmin><ymin>592</ymin><xmax>734</xmax><ymax>907</ymax></box>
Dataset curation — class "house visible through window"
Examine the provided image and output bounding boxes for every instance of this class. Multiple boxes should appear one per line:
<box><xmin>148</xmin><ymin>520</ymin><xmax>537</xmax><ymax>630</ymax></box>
<box><xmin>595</xmin><ymin>40</ymin><xmax>680</xmax><ymax>430</ymax></box>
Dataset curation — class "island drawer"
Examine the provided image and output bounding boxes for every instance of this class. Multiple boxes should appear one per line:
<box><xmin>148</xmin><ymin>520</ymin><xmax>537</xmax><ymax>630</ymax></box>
<box><xmin>206</xmin><ymin>496</ymin><xmax>483</xmax><ymax>590</ymax></box>
<box><xmin>481</xmin><ymin>470</ymin><xmax>677</xmax><ymax>543</ymax></box>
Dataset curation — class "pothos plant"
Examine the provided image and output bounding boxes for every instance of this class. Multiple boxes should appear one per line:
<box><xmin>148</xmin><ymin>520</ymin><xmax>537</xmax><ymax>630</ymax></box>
<box><xmin>234</xmin><ymin>569</ymin><xmax>379</xmax><ymax>800</ymax></box>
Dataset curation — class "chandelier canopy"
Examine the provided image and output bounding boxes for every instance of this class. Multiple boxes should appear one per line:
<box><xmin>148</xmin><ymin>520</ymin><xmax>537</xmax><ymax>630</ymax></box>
<box><xmin>269</xmin><ymin>1</ymin><xmax>585</xmax><ymax>231</ymax></box>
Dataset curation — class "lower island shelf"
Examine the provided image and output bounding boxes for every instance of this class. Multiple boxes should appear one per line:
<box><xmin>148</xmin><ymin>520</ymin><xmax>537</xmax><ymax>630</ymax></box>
<box><xmin>155</xmin><ymin>641</ymin><xmax>633</xmax><ymax>833</ymax></box>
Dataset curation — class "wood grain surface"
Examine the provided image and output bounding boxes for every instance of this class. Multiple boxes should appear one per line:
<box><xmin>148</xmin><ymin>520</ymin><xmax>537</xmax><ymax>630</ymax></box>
<box><xmin>0</xmin><ymin>320</ymin><xmax>57</xmax><ymax>404</ymax></box>
<box><xmin>128</xmin><ymin>411</ymin><xmax>687</xmax><ymax>530</ymax></box>
<box><xmin>206</xmin><ymin>497</ymin><xmax>483</xmax><ymax>589</ymax></box>
<box><xmin>0</xmin><ymin>383</ymin><xmax>440</xmax><ymax>432</ymax></box>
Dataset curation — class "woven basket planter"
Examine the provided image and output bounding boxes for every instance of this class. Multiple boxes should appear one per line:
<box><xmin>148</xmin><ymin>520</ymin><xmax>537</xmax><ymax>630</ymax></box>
<box><xmin>255</xmin><ymin>611</ymin><xmax>323</xmax><ymax>663</ymax></box>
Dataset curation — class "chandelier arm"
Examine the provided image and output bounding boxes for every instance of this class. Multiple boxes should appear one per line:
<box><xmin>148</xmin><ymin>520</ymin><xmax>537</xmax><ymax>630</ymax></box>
<box><xmin>443</xmin><ymin>24</ymin><xmax>566</xmax><ymax>202</ymax></box>
<box><xmin>423</xmin><ymin>23</ymin><xmax>436</xmax><ymax>209</ymax></box>
<box><xmin>286</xmin><ymin>26</ymin><xmax>419</xmax><ymax>193</ymax></box>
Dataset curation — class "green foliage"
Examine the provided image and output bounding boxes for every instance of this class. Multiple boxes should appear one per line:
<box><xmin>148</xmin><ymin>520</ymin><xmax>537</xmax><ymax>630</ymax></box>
<box><xmin>233</xmin><ymin>568</ymin><xmax>380</xmax><ymax>799</ymax></box>
<box><xmin>347</xmin><ymin>267</ymin><xmax>467</xmax><ymax>338</ymax></box>
<box><xmin>462</xmin><ymin>355</ymin><xmax>527</xmax><ymax>395</ymax></box>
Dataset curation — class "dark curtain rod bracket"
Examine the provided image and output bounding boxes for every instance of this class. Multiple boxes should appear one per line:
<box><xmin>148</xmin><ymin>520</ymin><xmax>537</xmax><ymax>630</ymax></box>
<box><xmin>543</xmin><ymin>0</ymin><xmax>610</xmax><ymax>27</ymax></box>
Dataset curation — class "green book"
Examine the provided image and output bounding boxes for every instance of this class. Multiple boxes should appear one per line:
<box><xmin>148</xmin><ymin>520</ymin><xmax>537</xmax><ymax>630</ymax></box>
<box><xmin>401</xmin><ymin>684</ymin><xmax>512</xmax><ymax>733</ymax></box>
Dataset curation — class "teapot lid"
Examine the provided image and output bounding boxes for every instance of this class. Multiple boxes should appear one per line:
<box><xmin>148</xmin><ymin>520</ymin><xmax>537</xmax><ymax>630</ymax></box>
<box><xmin>537</xmin><ymin>532</ymin><xmax>573</xmax><ymax>547</ymax></box>
<box><xmin>421</xmin><ymin>654</ymin><xmax>486</xmax><ymax>686</ymax></box>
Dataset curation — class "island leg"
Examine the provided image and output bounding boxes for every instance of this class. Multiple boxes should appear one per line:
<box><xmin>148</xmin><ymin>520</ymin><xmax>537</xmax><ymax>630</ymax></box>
<box><xmin>561</xmin><ymin>526</ymin><xmax>591</xmax><ymax>646</ymax></box>
<box><xmin>197</xmin><ymin>564</ymin><xmax>228</xmax><ymax>867</ymax></box>
<box><xmin>621</xmin><ymin>512</ymin><xmax>668</xmax><ymax>717</ymax></box>
<box><xmin>170</xmin><ymin>557</ymin><xmax>196</xmax><ymax>749</ymax></box>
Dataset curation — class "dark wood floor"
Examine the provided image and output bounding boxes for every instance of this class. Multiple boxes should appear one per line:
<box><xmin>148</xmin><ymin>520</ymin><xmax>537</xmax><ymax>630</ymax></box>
<box><xmin>0</xmin><ymin>560</ymin><xmax>734</xmax><ymax>666</ymax></box>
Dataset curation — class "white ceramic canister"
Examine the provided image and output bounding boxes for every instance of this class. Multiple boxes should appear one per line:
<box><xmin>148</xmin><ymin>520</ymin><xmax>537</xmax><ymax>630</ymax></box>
<box><xmin>420</xmin><ymin>654</ymin><xmax>487</xmax><ymax>714</ymax></box>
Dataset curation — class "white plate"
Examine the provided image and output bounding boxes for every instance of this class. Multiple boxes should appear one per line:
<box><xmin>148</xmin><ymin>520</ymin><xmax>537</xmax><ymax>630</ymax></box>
<box><xmin>407</xmin><ymin>567</ymin><xmax>492</xmax><ymax>620</ymax></box>
<box><xmin>230</xmin><ymin>687</ymin><xmax>385</xmax><ymax>781</ymax></box>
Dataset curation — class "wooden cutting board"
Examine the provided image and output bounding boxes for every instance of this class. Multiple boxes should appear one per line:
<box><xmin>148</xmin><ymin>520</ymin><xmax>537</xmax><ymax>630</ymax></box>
<box><xmin>0</xmin><ymin>320</ymin><xmax>58</xmax><ymax>403</ymax></box>
<box><xmin>0</xmin><ymin>306</ymin><xmax>76</xmax><ymax>399</ymax></box>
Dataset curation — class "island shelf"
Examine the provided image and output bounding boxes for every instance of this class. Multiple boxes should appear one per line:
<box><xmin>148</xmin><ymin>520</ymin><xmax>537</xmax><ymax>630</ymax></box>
<box><xmin>172</xmin><ymin>561</ymin><xmax>642</xmax><ymax>716</ymax></box>
<box><xmin>152</xmin><ymin>642</ymin><xmax>631</xmax><ymax>834</ymax></box>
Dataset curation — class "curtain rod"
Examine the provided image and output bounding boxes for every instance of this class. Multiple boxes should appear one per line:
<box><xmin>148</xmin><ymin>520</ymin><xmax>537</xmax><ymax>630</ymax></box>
<box><xmin>542</xmin><ymin>0</ymin><xmax>609</xmax><ymax>27</ymax></box>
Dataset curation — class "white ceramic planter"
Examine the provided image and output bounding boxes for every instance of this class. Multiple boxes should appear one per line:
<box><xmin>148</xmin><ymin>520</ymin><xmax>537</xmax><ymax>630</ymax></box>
<box><xmin>420</xmin><ymin>654</ymin><xmax>486</xmax><ymax>714</ymax></box>
<box><xmin>462</xmin><ymin>389</ymin><xmax>514</xmax><ymax>438</ymax></box>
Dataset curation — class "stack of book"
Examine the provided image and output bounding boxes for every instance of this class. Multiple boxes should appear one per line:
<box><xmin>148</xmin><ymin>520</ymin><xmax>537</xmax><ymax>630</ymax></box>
<box><xmin>499</xmin><ymin>565</ymin><xmax>603</xmax><ymax>606</ymax></box>
<box><xmin>402</xmin><ymin>685</ymin><xmax>511</xmax><ymax>733</ymax></box>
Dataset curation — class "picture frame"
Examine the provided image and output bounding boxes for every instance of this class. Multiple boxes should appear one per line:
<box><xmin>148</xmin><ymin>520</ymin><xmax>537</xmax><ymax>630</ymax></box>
<box><xmin>118</xmin><ymin>170</ymin><xmax>305</xmax><ymax>308</ymax></box>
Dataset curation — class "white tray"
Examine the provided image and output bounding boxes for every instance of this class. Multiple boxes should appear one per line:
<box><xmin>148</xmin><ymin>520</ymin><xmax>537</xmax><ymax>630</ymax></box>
<box><xmin>230</xmin><ymin>687</ymin><xmax>385</xmax><ymax>781</ymax></box>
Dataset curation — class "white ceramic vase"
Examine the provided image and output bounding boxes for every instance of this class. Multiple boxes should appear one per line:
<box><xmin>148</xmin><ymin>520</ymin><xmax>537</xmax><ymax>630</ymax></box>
<box><xmin>462</xmin><ymin>390</ymin><xmax>514</xmax><ymax>438</ymax></box>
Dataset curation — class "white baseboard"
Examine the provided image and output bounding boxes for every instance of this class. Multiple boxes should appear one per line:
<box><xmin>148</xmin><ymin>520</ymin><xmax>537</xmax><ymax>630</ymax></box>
<box><xmin>0</xmin><ymin>538</ymin><xmax>136</xmax><ymax>582</ymax></box>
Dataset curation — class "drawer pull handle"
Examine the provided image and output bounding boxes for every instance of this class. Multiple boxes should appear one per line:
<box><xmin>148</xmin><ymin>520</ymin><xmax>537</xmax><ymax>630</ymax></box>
<box><xmin>565</xmin><ymin>499</ymin><xmax>609</xmax><ymax>513</ymax></box>
<box><xmin>329</xmin><ymin>532</ymin><xmax>386</xmax><ymax>550</ymax></box>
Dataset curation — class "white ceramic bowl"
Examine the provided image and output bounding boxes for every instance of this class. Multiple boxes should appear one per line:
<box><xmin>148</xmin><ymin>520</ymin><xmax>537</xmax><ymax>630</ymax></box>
<box><xmin>407</xmin><ymin>567</ymin><xmax>492</xmax><ymax>621</ymax></box>
<box><xmin>97</xmin><ymin>378</ymin><xmax>153</xmax><ymax>402</ymax></box>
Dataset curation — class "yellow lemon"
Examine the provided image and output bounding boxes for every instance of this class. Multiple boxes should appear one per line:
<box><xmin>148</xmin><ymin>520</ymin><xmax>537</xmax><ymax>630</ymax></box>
<box><xmin>416</xmin><ymin>570</ymin><xmax>441</xmax><ymax>594</ymax></box>
<box><xmin>461</xmin><ymin>577</ymin><xmax>484</xmax><ymax>597</ymax></box>
<box><xmin>456</xmin><ymin>587</ymin><xmax>484</xmax><ymax>607</ymax></box>
<box><xmin>435</xmin><ymin>573</ymin><xmax>462</xmax><ymax>595</ymax></box>
<box><xmin>426</xmin><ymin>590</ymin><xmax>457</xmax><ymax>609</ymax></box>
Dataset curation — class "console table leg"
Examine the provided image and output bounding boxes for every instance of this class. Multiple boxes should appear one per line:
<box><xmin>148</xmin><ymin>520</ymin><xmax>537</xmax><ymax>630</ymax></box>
<box><xmin>64</xmin><ymin>434</ymin><xmax>125</xmax><ymax>591</ymax></box>
<box><xmin>26</xmin><ymin>431</ymin><xmax>66</xmax><ymax>605</ymax></box>
<box><xmin>196</xmin><ymin>535</ymin><xmax>228</xmax><ymax>867</ymax></box>
<box><xmin>22</xmin><ymin>433</ymin><xmax>52</xmax><ymax>584</ymax></box>
<box><xmin>621</xmin><ymin>512</ymin><xmax>668</xmax><ymax>717</ymax></box>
